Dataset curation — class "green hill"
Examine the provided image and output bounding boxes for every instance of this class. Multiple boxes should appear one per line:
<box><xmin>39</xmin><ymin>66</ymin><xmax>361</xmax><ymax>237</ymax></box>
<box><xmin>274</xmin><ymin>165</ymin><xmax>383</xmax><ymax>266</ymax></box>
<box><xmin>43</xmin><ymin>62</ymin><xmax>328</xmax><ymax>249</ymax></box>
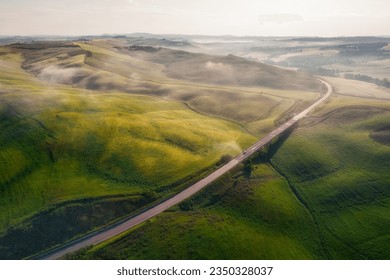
<box><xmin>68</xmin><ymin>95</ymin><xmax>390</xmax><ymax>260</ymax></box>
<box><xmin>0</xmin><ymin>39</ymin><xmax>321</xmax><ymax>259</ymax></box>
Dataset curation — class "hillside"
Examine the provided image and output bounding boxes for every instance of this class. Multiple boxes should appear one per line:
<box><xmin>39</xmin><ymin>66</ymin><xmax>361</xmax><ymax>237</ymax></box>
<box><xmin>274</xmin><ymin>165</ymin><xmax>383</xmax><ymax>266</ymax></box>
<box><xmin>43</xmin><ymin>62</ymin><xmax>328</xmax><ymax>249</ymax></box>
<box><xmin>0</xmin><ymin>39</ymin><xmax>323</xmax><ymax>259</ymax></box>
<box><xmin>117</xmin><ymin>44</ymin><xmax>322</xmax><ymax>91</ymax></box>
<box><xmin>69</xmin><ymin>88</ymin><xmax>390</xmax><ymax>260</ymax></box>
<box><xmin>14</xmin><ymin>40</ymin><xmax>323</xmax><ymax>92</ymax></box>
<box><xmin>11</xmin><ymin>39</ymin><xmax>322</xmax><ymax>133</ymax></box>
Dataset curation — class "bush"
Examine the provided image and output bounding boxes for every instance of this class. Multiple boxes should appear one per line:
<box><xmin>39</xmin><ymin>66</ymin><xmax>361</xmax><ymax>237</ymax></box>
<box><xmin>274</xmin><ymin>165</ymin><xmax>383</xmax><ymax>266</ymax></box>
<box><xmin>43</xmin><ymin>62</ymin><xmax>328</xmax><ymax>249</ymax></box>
<box><xmin>216</xmin><ymin>154</ymin><xmax>233</xmax><ymax>166</ymax></box>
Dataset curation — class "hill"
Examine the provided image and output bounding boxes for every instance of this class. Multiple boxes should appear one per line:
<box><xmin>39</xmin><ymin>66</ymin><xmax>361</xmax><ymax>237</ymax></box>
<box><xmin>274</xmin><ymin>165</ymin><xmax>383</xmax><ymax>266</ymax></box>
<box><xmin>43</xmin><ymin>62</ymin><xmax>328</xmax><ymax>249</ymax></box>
<box><xmin>68</xmin><ymin>91</ymin><xmax>390</xmax><ymax>260</ymax></box>
<box><xmin>0</xmin><ymin>38</ymin><xmax>323</xmax><ymax>259</ymax></box>
<box><xmin>117</xmin><ymin>44</ymin><xmax>322</xmax><ymax>91</ymax></box>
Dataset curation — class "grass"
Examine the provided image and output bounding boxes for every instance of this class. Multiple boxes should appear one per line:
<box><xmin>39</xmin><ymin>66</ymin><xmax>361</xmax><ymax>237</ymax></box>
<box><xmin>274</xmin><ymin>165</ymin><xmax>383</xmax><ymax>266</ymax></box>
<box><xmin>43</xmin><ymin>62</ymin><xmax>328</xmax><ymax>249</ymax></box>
<box><xmin>0</xmin><ymin>194</ymin><xmax>154</xmax><ymax>259</ymax></box>
<box><xmin>0</xmin><ymin>40</ymin><xmax>341</xmax><ymax>259</ymax></box>
<box><xmin>187</xmin><ymin>90</ymin><xmax>278</xmax><ymax>123</ymax></box>
<box><xmin>78</xmin><ymin>41</ymin><xmax>167</xmax><ymax>81</ymax></box>
<box><xmin>150</xmin><ymin>47</ymin><xmax>320</xmax><ymax>90</ymax></box>
<box><xmin>69</xmin><ymin>161</ymin><xmax>323</xmax><ymax>260</ymax></box>
<box><xmin>0</xmin><ymin>45</ymin><xmax>260</xmax><ymax>258</ymax></box>
<box><xmin>69</xmin><ymin>94</ymin><xmax>390</xmax><ymax>260</ymax></box>
<box><xmin>270</xmin><ymin>103</ymin><xmax>390</xmax><ymax>259</ymax></box>
<box><xmin>77</xmin><ymin>42</ymin><xmax>321</xmax><ymax>133</ymax></box>
<box><xmin>371</xmin><ymin>129</ymin><xmax>390</xmax><ymax>146</ymax></box>
<box><xmin>13</xmin><ymin>41</ymin><xmax>321</xmax><ymax>134</ymax></box>
<box><xmin>325</xmin><ymin>77</ymin><xmax>390</xmax><ymax>100</ymax></box>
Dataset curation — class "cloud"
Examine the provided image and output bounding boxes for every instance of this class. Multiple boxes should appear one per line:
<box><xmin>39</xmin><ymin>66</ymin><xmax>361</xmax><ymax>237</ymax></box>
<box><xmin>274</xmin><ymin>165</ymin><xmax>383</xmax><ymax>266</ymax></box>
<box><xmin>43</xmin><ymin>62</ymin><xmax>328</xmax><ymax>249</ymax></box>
<box><xmin>204</xmin><ymin>61</ymin><xmax>235</xmax><ymax>82</ymax></box>
<box><xmin>38</xmin><ymin>65</ymin><xmax>81</xmax><ymax>84</ymax></box>
<box><xmin>258</xmin><ymin>14</ymin><xmax>303</xmax><ymax>25</ymax></box>
<box><xmin>216</xmin><ymin>141</ymin><xmax>242</xmax><ymax>153</ymax></box>
<box><xmin>205</xmin><ymin>61</ymin><xmax>232</xmax><ymax>72</ymax></box>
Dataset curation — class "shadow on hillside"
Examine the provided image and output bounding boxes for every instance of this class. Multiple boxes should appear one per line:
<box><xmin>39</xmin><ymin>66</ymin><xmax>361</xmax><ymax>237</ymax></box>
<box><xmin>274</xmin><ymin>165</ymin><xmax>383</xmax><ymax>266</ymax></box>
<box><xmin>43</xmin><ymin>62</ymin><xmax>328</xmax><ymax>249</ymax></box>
<box><xmin>252</xmin><ymin>122</ymin><xmax>298</xmax><ymax>164</ymax></box>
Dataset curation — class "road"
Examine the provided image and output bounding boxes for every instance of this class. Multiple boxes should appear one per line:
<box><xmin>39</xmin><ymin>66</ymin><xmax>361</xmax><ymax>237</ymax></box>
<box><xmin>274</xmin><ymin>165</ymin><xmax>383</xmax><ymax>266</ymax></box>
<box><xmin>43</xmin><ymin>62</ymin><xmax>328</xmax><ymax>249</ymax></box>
<box><xmin>41</xmin><ymin>79</ymin><xmax>332</xmax><ymax>260</ymax></box>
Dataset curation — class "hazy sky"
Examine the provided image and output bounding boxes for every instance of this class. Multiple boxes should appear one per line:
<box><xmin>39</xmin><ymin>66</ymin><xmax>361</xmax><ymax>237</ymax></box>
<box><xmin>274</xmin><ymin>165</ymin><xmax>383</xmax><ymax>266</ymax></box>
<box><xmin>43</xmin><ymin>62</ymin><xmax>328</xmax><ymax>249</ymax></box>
<box><xmin>1</xmin><ymin>0</ymin><xmax>389</xmax><ymax>36</ymax></box>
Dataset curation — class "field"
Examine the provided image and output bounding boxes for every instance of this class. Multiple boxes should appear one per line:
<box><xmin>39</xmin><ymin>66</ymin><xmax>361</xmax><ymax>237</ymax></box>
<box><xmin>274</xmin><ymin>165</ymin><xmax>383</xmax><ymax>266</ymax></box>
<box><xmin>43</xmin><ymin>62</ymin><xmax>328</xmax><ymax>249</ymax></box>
<box><xmin>69</xmin><ymin>87</ymin><xmax>390</xmax><ymax>260</ymax></box>
<box><xmin>0</xmin><ymin>39</ymin><xmax>320</xmax><ymax>259</ymax></box>
<box><xmin>70</xmin><ymin>161</ymin><xmax>324</xmax><ymax>260</ymax></box>
<box><xmin>1</xmin><ymin>35</ymin><xmax>388</xmax><ymax>260</ymax></box>
<box><xmin>274</xmin><ymin>109</ymin><xmax>390</xmax><ymax>258</ymax></box>
<box><xmin>325</xmin><ymin>77</ymin><xmax>390</xmax><ymax>100</ymax></box>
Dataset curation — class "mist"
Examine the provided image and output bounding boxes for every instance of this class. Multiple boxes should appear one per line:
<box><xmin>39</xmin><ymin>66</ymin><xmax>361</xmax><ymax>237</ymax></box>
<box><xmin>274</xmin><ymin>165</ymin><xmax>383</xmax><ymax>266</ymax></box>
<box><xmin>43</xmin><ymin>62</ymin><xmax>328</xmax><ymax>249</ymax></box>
<box><xmin>38</xmin><ymin>65</ymin><xmax>81</xmax><ymax>84</ymax></box>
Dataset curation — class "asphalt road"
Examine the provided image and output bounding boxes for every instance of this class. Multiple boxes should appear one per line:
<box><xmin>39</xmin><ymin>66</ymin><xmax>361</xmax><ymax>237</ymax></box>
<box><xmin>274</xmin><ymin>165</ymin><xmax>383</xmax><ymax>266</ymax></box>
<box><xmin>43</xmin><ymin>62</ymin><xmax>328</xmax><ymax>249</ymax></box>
<box><xmin>41</xmin><ymin>79</ymin><xmax>332</xmax><ymax>260</ymax></box>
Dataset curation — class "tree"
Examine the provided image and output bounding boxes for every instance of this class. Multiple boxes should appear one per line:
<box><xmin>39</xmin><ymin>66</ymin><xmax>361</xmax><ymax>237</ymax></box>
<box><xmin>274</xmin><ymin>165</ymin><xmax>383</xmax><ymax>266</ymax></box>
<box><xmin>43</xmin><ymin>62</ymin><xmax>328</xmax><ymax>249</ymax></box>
<box><xmin>216</xmin><ymin>154</ymin><xmax>233</xmax><ymax>166</ymax></box>
<box><xmin>179</xmin><ymin>200</ymin><xmax>193</xmax><ymax>211</ymax></box>
<box><xmin>383</xmin><ymin>78</ymin><xmax>390</xmax><ymax>88</ymax></box>
<box><xmin>243</xmin><ymin>160</ymin><xmax>253</xmax><ymax>178</ymax></box>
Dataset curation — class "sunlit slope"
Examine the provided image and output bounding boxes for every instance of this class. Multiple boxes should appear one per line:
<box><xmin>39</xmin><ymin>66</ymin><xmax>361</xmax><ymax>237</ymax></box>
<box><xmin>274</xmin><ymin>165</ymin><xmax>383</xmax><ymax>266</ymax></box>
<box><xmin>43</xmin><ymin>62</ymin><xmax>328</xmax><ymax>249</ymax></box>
<box><xmin>14</xmin><ymin>40</ymin><xmax>321</xmax><ymax>135</ymax></box>
<box><xmin>70</xmin><ymin>94</ymin><xmax>390</xmax><ymax>260</ymax></box>
<box><xmin>115</xmin><ymin>44</ymin><xmax>322</xmax><ymax>91</ymax></box>
<box><xmin>271</xmin><ymin>104</ymin><xmax>390</xmax><ymax>259</ymax></box>
<box><xmin>0</xmin><ymin>39</ymin><xmax>323</xmax><ymax>259</ymax></box>
<box><xmin>0</xmin><ymin>47</ymin><xmax>255</xmax><ymax>238</ymax></box>
<box><xmin>69</xmin><ymin>155</ymin><xmax>325</xmax><ymax>260</ymax></box>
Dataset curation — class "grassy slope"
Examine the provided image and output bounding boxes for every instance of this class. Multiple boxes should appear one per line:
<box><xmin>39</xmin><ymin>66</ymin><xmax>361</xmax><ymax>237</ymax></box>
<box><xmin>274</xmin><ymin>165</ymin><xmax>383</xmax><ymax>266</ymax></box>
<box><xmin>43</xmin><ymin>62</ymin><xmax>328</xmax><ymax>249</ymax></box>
<box><xmin>115</xmin><ymin>43</ymin><xmax>323</xmax><ymax>92</ymax></box>
<box><xmin>271</xmin><ymin>104</ymin><xmax>390</xmax><ymax>259</ymax></box>
<box><xmin>70</xmin><ymin>162</ymin><xmax>324</xmax><ymax>260</ymax></box>
<box><xmin>0</xmin><ymin>46</ymin><xmax>256</xmax><ymax>258</ymax></box>
<box><xmin>70</xmin><ymin>93</ymin><xmax>390</xmax><ymax>260</ymax></box>
<box><xmin>0</xmin><ymin>40</ymin><xmax>324</xmax><ymax>259</ymax></box>
<box><xmin>78</xmin><ymin>41</ymin><xmax>321</xmax><ymax>135</ymax></box>
<box><xmin>17</xmin><ymin>41</ymin><xmax>320</xmax><ymax>137</ymax></box>
<box><xmin>325</xmin><ymin>77</ymin><xmax>390</xmax><ymax>100</ymax></box>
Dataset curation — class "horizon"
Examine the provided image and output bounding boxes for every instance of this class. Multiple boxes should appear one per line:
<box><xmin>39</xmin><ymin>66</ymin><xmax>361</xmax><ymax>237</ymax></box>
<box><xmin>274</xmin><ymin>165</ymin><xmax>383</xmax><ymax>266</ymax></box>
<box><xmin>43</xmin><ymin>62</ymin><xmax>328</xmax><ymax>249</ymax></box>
<box><xmin>1</xmin><ymin>33</ymin><xmax>390</xmax><ymax>39</ymax></box>
<box><xmin>1</xmin><ymin>0</ymin><xmax>389</xmax><ymax>37</ymax></box>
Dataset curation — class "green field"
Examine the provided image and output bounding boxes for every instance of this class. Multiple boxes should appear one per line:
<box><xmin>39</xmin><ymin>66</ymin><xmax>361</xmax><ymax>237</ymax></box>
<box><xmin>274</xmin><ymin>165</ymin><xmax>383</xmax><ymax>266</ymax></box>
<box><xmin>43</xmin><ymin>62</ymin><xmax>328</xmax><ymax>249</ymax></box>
<box><xmin>0</xmin><ymin>40</ymin><xmax>321</xmax><ymax>259</ymax></box>
<box><xmin>0</xmin><ymin>45</ymin><xmax>254</xmax><ymax>258</ymax></box>
<box><xmin>1</xmin><ymin>35</ymin><xmax>388</xmax><ymax>260</ymax></box>
<box><xmin>3</xmin><ymin>38</ymin><xmax>386</xmax><ymax>260</ymax></box>
<box><xmin>69</xmin><ymin>93</ymin><xmax>390</xmax><ymax>260</ymax></box>
<box><xmin>70</xmin><ymin>161</ymin><xmax>324</xmax><ymax>260</ymax></box>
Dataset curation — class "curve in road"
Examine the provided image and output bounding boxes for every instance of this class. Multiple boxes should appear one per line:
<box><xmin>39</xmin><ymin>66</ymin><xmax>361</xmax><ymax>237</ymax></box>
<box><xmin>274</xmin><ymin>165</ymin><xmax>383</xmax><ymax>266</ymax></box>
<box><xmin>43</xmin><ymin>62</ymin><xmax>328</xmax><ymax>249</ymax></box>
<box><xmin>41</xmin><ymin>79</ymin><xmax>332</xmax><ymax>260</ymax></box>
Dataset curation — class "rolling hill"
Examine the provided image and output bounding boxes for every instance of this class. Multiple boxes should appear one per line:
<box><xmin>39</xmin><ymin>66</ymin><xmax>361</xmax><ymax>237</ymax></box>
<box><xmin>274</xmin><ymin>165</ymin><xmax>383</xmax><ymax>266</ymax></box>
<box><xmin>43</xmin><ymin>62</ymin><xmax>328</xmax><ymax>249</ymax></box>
<box><xmin>68</xmin><ymin>90</ymin><xmax>390</xmax><ymax>260</ymax></box>
<box><xmin>0</xmin><ymin>38</ymin><xmax>322</xmax><ymax>259</ymax></box>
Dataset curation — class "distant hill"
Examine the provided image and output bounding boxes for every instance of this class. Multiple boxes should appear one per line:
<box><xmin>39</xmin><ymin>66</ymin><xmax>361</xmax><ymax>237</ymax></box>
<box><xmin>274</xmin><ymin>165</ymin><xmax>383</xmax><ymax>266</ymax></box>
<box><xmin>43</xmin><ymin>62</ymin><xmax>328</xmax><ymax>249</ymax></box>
<box><xmin>126</xmin><ymin>37</ymin><xmax>194</xmax><ymax>48</ymax></box>
<box><xmin>122</xmin><ymin>45</ymin><xmax>322</xmax><ymax>91</ymax></box>
<box><xmin>13</xmin><ymin>39</ymin><xmax>322</xmax><ymax>93</ymax></box>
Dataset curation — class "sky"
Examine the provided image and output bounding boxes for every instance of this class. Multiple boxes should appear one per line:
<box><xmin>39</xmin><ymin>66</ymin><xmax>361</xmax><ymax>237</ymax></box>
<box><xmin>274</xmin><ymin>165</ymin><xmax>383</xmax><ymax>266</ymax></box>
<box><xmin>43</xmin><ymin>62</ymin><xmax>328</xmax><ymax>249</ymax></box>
<box><xmin>0</xmin><ymin>0</ymin><xmax>389</xmax><ymax>36</ymax></box>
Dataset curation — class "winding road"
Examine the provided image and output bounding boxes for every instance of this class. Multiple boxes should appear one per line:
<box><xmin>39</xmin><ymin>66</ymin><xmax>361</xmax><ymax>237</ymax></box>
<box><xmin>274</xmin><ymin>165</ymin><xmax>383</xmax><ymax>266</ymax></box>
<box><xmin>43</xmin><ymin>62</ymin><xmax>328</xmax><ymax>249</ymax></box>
<box><xmin>41</xmin><ymin>79</ymin><xmax>332</xmax><ymax>260</ymax></box>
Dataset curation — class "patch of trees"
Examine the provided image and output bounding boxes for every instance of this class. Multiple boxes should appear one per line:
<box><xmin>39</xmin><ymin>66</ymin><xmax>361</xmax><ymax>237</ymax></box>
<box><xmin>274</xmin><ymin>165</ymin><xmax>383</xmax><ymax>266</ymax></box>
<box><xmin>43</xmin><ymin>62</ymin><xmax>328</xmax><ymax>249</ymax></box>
<box><xmin>128</xmin><ymin>45</ymin><xmax>160</xmax><ymax>53</ymax></box>
<box><xmin>215</xmin><ymin>154</ymin><xmax>233</xmax><ymax>166</ymax></box>
<box><xmin>179</xmin><ymin>200</ymin><xmax>194</xmax><ymax>211</ymax></box>
<box><xmin>344</xmin><ymin>74</ymin><xmax>390</xmax><ymax>88</ymax></box>
<box><xmin>243</xmin><ymin>160</ymin><xmax>253</xmax><ymax>178</ymax></box>
<box><xmin>311</xmin><ymin>67</ymin><xmax>339</xmax><ymax>77</ymax></box>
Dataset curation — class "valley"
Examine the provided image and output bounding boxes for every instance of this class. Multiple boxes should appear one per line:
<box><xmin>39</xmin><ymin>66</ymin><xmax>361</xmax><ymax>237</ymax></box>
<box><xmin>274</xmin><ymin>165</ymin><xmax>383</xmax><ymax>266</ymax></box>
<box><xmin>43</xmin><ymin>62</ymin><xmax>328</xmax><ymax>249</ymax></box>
<box><xmin>0</xmin><ymin>35</ymin><xmax>388</xmax><ymax>260</ymax></box>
